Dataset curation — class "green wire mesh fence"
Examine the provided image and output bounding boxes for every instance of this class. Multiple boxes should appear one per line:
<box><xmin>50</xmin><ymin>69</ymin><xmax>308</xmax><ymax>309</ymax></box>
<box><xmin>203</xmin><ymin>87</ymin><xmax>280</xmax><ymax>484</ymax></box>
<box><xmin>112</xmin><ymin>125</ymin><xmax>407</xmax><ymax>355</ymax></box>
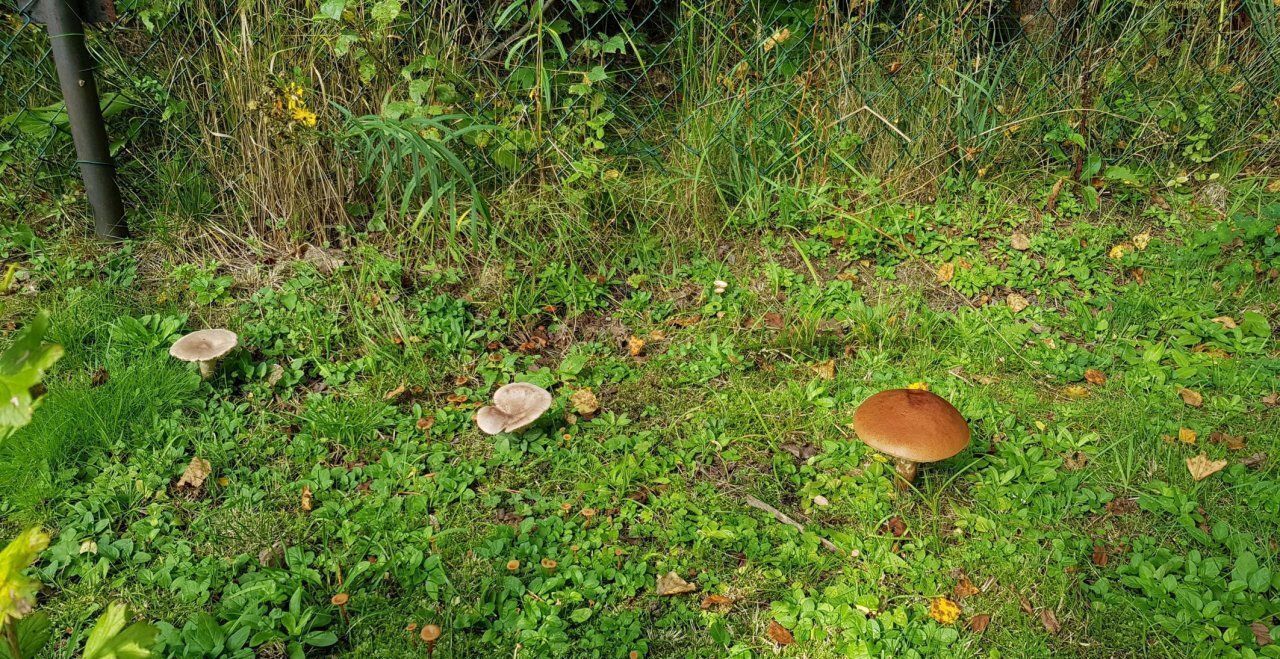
<box><xmin>3</xmin><ymin>1</ymin><xmax>1279</xmax><ymax>236</ymax></box>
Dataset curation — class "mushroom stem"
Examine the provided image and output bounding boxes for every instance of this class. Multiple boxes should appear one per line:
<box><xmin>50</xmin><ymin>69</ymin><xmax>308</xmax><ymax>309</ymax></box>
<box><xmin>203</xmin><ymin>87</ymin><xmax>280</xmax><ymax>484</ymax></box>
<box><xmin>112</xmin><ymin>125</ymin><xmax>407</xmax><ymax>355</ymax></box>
<box><xmin>198</xmin><ymin>360</ymin><xmax>219</xmax><ymax>380</ymax></box>
<box><xmin>893</xmin><ymin>457</ymin><xmax>919</xmax><ymax>488</ymax></box>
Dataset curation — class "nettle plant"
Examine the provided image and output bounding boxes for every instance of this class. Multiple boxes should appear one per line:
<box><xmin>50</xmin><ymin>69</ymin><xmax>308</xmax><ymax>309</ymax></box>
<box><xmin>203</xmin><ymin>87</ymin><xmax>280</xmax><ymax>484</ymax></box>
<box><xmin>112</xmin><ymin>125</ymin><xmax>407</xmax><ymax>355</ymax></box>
<box><xmin>0</xmin><ymin>312</ymin><xmax>159</xmax><ymax>658</ymax></box>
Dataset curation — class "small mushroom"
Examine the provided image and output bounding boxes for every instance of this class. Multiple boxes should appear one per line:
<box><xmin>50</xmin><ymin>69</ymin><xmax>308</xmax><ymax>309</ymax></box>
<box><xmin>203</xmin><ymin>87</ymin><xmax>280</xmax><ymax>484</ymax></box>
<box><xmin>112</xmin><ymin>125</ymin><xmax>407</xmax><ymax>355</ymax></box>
<box><xmin>475</xmin><ymin>382</ymin><xmax>552</xmax><ymax>435</ymax></box>
<box><xmin>419</xmin><ymin>624</ymin><xmax>441</xmax><ymax>655</ymax></box>
<box><xmin>852</xmin><ymin>389</ymin><xmax>970</xmax><ymax>489</ymax></box>
<box><xmin>169</xmin><ymin>329</ymin><xmax>238</xmax><ymax>379</ymax></box>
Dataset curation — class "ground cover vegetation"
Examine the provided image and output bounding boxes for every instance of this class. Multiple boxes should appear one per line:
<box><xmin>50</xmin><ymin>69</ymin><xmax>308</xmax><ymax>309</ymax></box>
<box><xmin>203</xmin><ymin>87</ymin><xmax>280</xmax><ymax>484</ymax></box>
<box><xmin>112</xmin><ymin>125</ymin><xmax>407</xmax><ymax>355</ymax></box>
<box><xmin>2</xmin><ymin>0</ymin><xmax>1280</xmax><ymax>656</ymax></box>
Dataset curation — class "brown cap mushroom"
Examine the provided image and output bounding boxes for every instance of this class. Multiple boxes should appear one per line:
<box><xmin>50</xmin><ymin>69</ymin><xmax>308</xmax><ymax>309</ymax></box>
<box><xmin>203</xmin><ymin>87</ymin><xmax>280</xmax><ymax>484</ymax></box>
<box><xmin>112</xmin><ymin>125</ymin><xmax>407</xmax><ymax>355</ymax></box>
<box><xmin>852</xmin><ymin>389</ymin><xmax>970</xmax><ymax>488</ymax></box>
<box><xmin>476</xmin><ymin>383</ymin><xmax>552</xmax><ymax>435</ymax></box>
<box><xmin>169</xmin><ymin>329</ymin><xmax>238</xmax><ymax>379</ymax></box>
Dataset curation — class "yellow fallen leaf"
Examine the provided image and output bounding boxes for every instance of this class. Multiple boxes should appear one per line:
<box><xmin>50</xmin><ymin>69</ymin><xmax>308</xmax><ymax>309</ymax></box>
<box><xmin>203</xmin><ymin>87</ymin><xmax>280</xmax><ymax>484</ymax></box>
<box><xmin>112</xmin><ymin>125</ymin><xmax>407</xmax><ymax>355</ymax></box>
<box><xmin>1064</xmin><ymin>385</ymin><xmax>1090</xmax><ymax>399</ymax></box>
<box><xmin>906</xmin><ymin>381</ymin><xmax>929</xmax><ymax>391</ymax></box>
<box><xmin>301</xmin><ymin>485</ymin><xmax>313</xmax><ymax>512</ymax></box>
<box><xmin>1179</xmin><ymin>427</ymin><xmax>1197</xmax><ymax>444</ymax></box>
<box><xmin>627</xmin><ymin>335</ymin><xmax>646</xmax><ymax>357</ymax></box>
<box><xmin>1084</xmin><ymin>368</ymin><xmax>1107</xmax><ymax>385</ymax></box>
<box><xmin>929</xmin><ymin>597</ymin><xmax>961</xmax><ymax>625</ymax></box>
<box><xmin>1178</xmin><ymin>388</ymin><xmax>1204</xmax><ymax>408</ymax></box>
<box><xmin>1109</xmin><ymin>243</ymin><xmax>1131</xmax><ymax>259</ymax></box>
<box><xmin>1133</xmin><ymin>232</ymin><xmax>1151</xmax><ymax>250</ymax></box>
<box><xmin>1211</xmin><ymin>316</ymin><xmax>1236</xmax><ymax>329</ymax></box>
<box><xmin>1010</xmin><ymin>232</ymin><xmax>1031</xmax><ymax>251</ymax></box>
<box><xmin>811</xmin><ymin>359</ymin><xmax>835</xmax><ymax>380</ymax></box>
<box><xmin>936</xmin><ymin>262</ymin><xmax>955</xmax><ymax>283</ymax></box>
<box><xmin>570</xmin><ymin>388</ymin><xmax>599</xmax><ymax>415</ymax></box>
<box><xmin>1186</xmin><ymin>453</ymin><xmax>1227</xmax><ymax>481</ymax></box>
<box><xmin>1007</xmin><ymin>293</ymin><xmax>1029</xmax><ymax>313</ymax></box>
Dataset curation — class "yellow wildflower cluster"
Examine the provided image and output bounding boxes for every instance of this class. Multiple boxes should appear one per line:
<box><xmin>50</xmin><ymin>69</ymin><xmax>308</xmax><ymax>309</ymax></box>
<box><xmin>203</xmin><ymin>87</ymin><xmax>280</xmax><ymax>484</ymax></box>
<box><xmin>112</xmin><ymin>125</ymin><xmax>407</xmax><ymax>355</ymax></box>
<box><xmin>276</xmin><ymin>82</ymin><xmax>318</xmax><ymax>128</ymax></box>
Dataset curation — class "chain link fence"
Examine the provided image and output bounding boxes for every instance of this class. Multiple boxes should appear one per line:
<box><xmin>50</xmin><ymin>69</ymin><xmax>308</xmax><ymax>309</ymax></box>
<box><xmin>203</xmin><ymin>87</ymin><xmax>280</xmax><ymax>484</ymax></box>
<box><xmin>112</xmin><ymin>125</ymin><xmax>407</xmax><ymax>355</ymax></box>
<box><xmin>3</xmin><ymin>1</ymin><xmax>1279</xmax><ymax>236</ymax></box>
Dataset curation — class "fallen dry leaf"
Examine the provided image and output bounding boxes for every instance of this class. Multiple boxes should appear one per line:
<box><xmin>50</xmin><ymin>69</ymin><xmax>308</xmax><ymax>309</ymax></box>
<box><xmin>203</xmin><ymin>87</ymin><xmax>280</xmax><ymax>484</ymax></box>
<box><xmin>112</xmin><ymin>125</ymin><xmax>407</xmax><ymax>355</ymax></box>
<box><xmin>384</xmin><ymin>384</ymin><xmax>407</xmax><ymax>400</ymax></box>
<box><xmin>1251</xmin><ymin>621</ymin><xmax>1273</xmax><ymax>647</ymax></box>
<box><xmin>968</xmin><ymin>614</ymin><xmax>991</xmax><ymax>633</ymax></box>
<box><xmin>1179</xmin><ymin>428</ymin><xmax>1198</xmax><ymax>444</ymax></box>
<box><xmin>1133</xmin><ymin>232</ymin><xmax>1151</xmax><ymax>250</ymax></box>
<box><xmin>1064</xmin><ymin>385</ymin><xmax>1090</xmax><ymax>400</ymax></box>
<box><xmin>761</xmin><ymin>312</ymin><xmax>785</xmax><ymax>330</ymax></box>
<box><xmin>1242</xmin><ymin>452</ymin><xmax>1267</xmax><ymax>469</ymax></box>
<box><xmin>570</xmin><ymin>389</ymin><xmax>599</xmax><ymax>416</ymax></box>
<box><xmin>1091</xmin><ymin>544</ymin><xmax>1108</xmax><ymax>567</ymax></box>
<box><xmin>1040</xmin><ymin>608</ymin><xmax>1061</xmax><ymax>635</ymax></box>
<box><xmin>811</xmin><ymin>359</ymin><xmax>835</xmax><ymax>380</ymax></box>
<box><xmin>936</xmin><ymin>262</ymin><xmax>955</xmax><ymax>283</ymax></box>
<box><xmin>953</xmin><ymin>575</ymin><xmax>980</xmax><ymax>600</ymax></box>
<box><xmin>884</xmin><ymin>516</ymin><xmax>908</xmax><ymax>537</ymax></box>
<box><xmin>1186</xmin><ymin>453</ymin><xmax>1228</xmax><ymax>481</ymax></box>
<box><xmin>301</xmin><ymin>485</ymin><xmax>314</xmax><ymax>512</ymax></box>
<box><xmin>1211</xmin><ymin>316</ymin><xmax>1237</xmax><ymax>329</ymax></box>
<box><xmin>1064</xmin><ymin>451</ymin><xmax>1089</xmax><ymax>471</ymax></box>
<box><xmin>1010</xmin><ymin>233</ymin><xmax>1031</xmax><ymax>251</ymax></box>
<box><xmin>627</xmin><ymin>335</ymin><xmax>646</xmax><ymax>357</ymax></box>
<box><xmin>1262</xmin><ymin>393</ymin><xmax>1279</xmax><ymax>407</ymax></box>
<box><xmin>930</xmin><ymin>597</ymin><xmax>961</xmax><ymax>625</ymax></box>
<box><xmin>1007</xmin><ymin>293</ymin><xmax>1029</xmax><ymax>313</ymax></box>
<box><xmin>91</xmin><ymin>368</ymin><xmax>109</xmax><ymax>387</ymax></box>
<box><xmin>1179</xmin><ymin>388</ymin><xmax>1204</xmax><ymax>408</ymax></box>
<box><xmin>781</xmin><ymin>442</ymin><xmax>819</xmax><ymax>461</ymax></box>
<box><xmin>1210</xmin><ymin>431</ymin><xmax>1245</xmax><ymax>451</ymax></box>
<box><xmin>1084</xmin><ymin>369</ymin><xmax>1107</xmax><ymax>385</ymax></box>
<box><xmin>1108</xmin><ymin>243</ymin><xmax>1131</xmax><ymax>259</ymax></box>
<box><xmin>176</xmin><ymin>457</ymin><xmax>211</xmax><ymax>492</ymax></box>
<box><xmin>668</xmin><ymin>315</ymin><xmax>702</xmax><ymax>328</ymax></box>
<box><xmin>1106</xmin><ymin>497</ymin><xmax>1137</xmax><ymax>515</ymax></box>
<box><xmin>1019</xmin><ymin>594</ymin><xmax>1034</xmax><ymax>614</ymax></box>
<box><xmin>656</xmin><ymin>571</ymin><xmax>697</xmax><ymax>596</ymax></box>
<box><xmin>700</xmin><ymin>594</ymin><xmax>734</xmax><ymax>611</ymax></box>
<box><xmin>767</xmin><ymin>621</ymin><xmax>794</xmax><ymax>646</ymax></box>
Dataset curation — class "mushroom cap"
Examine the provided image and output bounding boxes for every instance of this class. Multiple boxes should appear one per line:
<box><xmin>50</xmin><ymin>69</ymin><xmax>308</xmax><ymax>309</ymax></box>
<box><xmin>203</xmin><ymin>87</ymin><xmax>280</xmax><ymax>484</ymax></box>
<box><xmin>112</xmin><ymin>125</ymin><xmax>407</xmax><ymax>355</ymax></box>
<box><xmin>419</xmin><ymin>624</ymin><xmax>441</xmax><ymax>642</ymax></box>
<box><xmin>169</xmin><ymin>329</ymin><xmax>238</xmax><ymax>362</ymax></box>
<box><xmin>476</xmin><ymin>382</ymin><xmax>552</xmax><ymax>435</ymax></box>
<box><xmin>852</xmin><ymin>389</ymin><xmax>970</xmax><ymax>463</ymax></box>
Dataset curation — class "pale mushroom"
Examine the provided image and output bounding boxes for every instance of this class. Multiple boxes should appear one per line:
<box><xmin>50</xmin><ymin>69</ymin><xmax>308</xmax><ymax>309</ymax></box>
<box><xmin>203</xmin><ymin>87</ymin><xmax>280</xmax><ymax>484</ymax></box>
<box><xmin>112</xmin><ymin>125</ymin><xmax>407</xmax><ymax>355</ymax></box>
<box><xmin>475</xmin><ymin>382</ymin><xmax>552</xmax><ymax>435</ymax></box>
<box><xmin>169</xmin><ymin>329</ymin><xmax>238</xmax><ymax>380</ymax></box>
<box><xmin>852</xmin><ymin>389</ymin><xmax>970</xmax><ymax>488</ymax></box>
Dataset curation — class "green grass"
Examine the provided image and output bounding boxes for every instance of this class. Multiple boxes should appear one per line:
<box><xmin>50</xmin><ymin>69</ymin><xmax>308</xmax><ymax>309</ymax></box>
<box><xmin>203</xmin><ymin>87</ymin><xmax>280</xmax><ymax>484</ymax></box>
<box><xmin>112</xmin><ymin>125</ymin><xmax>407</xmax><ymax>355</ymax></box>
<box><xmin>1</xmin><ymin>171</ymin><xmax>1277</xmax><ymax>657</ymax></box>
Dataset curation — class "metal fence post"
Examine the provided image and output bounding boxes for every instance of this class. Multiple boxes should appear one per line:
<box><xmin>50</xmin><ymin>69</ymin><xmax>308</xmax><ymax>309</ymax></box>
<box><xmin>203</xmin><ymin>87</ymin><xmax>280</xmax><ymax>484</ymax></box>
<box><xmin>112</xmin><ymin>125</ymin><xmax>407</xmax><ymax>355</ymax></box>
<box><xmin>24</xmin><ymin>0</ymin><xmax>128</xmax><ymax>240</ymax></box>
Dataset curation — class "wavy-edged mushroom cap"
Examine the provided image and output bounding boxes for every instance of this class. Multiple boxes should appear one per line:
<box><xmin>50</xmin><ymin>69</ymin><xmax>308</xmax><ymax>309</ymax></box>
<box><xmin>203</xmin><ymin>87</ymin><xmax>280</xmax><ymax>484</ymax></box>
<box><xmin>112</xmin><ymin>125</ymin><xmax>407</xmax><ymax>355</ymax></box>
<box><xmin>852</xmin><ymin>389</ymin><xmax>970</xmax><ymax>463</ymax></box>
<box><xmin>169</xmin><ymin>329</ymin><xmax>238</xmax><ymax>362</ymax></box>
<box><xmin>476</xmin><ymin>382</ymin><xmax>552</xmax><ymax>435</ymax></box>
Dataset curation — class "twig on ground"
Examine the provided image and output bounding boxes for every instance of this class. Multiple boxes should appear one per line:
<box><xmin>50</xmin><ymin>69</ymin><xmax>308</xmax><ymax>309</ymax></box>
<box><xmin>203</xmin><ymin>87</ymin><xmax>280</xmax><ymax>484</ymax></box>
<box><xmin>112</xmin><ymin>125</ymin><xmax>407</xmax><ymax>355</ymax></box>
<box><xmin>744</xmin><ymin>495</ymin><xmax>844</xmax><ymax>555</ymax></box>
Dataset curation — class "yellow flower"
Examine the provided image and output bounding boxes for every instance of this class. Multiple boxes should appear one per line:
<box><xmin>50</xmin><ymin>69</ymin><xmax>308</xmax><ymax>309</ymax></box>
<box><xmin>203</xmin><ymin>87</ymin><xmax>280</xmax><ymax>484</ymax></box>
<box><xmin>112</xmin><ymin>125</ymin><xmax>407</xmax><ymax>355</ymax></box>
<box><xmin>290</xmin><ymin>107</ymin><xmax>318</xmax><ymax>128</ymax></box>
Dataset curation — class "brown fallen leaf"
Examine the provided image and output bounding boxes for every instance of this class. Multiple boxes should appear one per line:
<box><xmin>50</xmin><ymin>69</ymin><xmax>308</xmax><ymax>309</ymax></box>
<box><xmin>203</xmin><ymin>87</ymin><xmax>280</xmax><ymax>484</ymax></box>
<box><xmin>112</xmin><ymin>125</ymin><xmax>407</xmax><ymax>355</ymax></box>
<box><xmin>91</xmin><ymin>368</ymin><xmax>109</xmax><ymax>387</ymax></box>
<box><xmin>781</xmin><ymin>442</ymin><xmax>819</xmax><ymax>461</ymax></box>
<box><xmin>953</xmin><ymin>575</ymin><xmax>980</xmax><ymax>600</ymax></box>
<box><xmin>1106</xmin><ymin>497</ymin><xmax>1137</xmax><ymax>515</ymax></box>
<box><xmin>936</xmin><ymin>262</ymin><xmax>956</xmax><ymax>283</ymax></box>
<box><xmin>1040</xmin><ymin>608</ymin><xmax>1061</xmax><ymax>635</ymax></box>
<box><xmin>968</xmin><ymin>614</ymin><xmax>991</xmax><ymax>633</ymax></box>
<box><xmin>301</xmin><ymin>485</ymin><xmax>314</xmax><ymax>512</ymax></box>
<box><xmin>1252</xmin><ymin>621</ymin><xmax>1273</xmax><ymax>647</ymax></box>
<box><xmin>1064</xmin><ymin>451</ymin><xmax>1089</xmax><ymax>471</ymax></box>
<box><xmin>1091</xmin><ymin>544</ymin><xmax>1108</xmax><ymax>567</ymax></box>
<box><xmin>1010</xmin><ymin>233</ymin><xmax>1031</xmax><ymax>251</ymax></box>
<box><xmin>1262</xmin><ymin>393</ymin><xmax>1279</xmax><ymax>407</ymax></box>
<box><xmin>1084</xmin><ymin>368</ymin><xmax>1107</xmax><ymax>385</ymax></box>
<box><xmin>1211</xmin><ymin>316</ymin><xmax>1237</xmax><ymax>329</ymax></box>
<box><xmin>1019</xmin><ymin>594</ymin><xmax>1034</xmax><ymax>614</ymax></box>
<box><xmin>1179</xmin><ymin>428</ymin><xmax>1197</xmax><ymax>444</ymax></box>
<box><xmin>1186</xmin><ymin>453</ymin><xmax>1228</xmax><ymax>481</ymax></box>
<box><xmin>700</xmin><ymin>594</ymin><xmax>734</xmax><ymax>611</ymax></box>
<box><xmin>176</xmin><ymin>457</ymin><xmax>211</xmax><ymax>492</ymax></box>
<box><xmin>1178</xmin><ymin>388</ymin><xmax>1204</xmax><ymax>408</ymax></box>
<box><xmin>1209</xmin><ymin>431</ymin><xmax>1245</xmax><ymax>451</ymax></box>
<box><xmin>656</xmin><ymin>571</ymin><xmax>697</xmax><ymax>596</ymax></box>
<box><xmin>884</xmin><ymin>516</ymin><xmax>908</xmax><ymax>538</ymax></box>
<box><xmin>668</xmin><ymin>315</ymin><xmax>702</xmax><ymax>328</ymax></box>
<box><xmin>761</xmin><ymin>312</ymin><xmax>785</xmax><ymax>330</ymax></box>
<box><xmin>767</xmin><ymin>620</ymin><xmax>794</xmax><ymax>646</ymax></box>
<box><xmin>811</xmin><ymin>359</ymin><xmax>835</xmax><ymax>380</ymax></box>
<box><xmin>627</xmin><ymin>335</ymin><xmax>646</xmax><ymax>357</ymax></box>
<box><xmin>570</xmin><ymin>388</ymin><xmax>599</xmax><ymax>416</ymax></box>
<box><xmin>1242</xmin><ymin>452</ymin><xmax>1267</xmax><ymax>469</ymax></box>
<box><xmin>384</xmin><ymin>384</ymin><xmax>407</xmax><ymax>400</ymax></box>
<box><xmin>1007</xmin><ymin>293</ymin><xmax>1029</xmax><ymax>313</ymax></box>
